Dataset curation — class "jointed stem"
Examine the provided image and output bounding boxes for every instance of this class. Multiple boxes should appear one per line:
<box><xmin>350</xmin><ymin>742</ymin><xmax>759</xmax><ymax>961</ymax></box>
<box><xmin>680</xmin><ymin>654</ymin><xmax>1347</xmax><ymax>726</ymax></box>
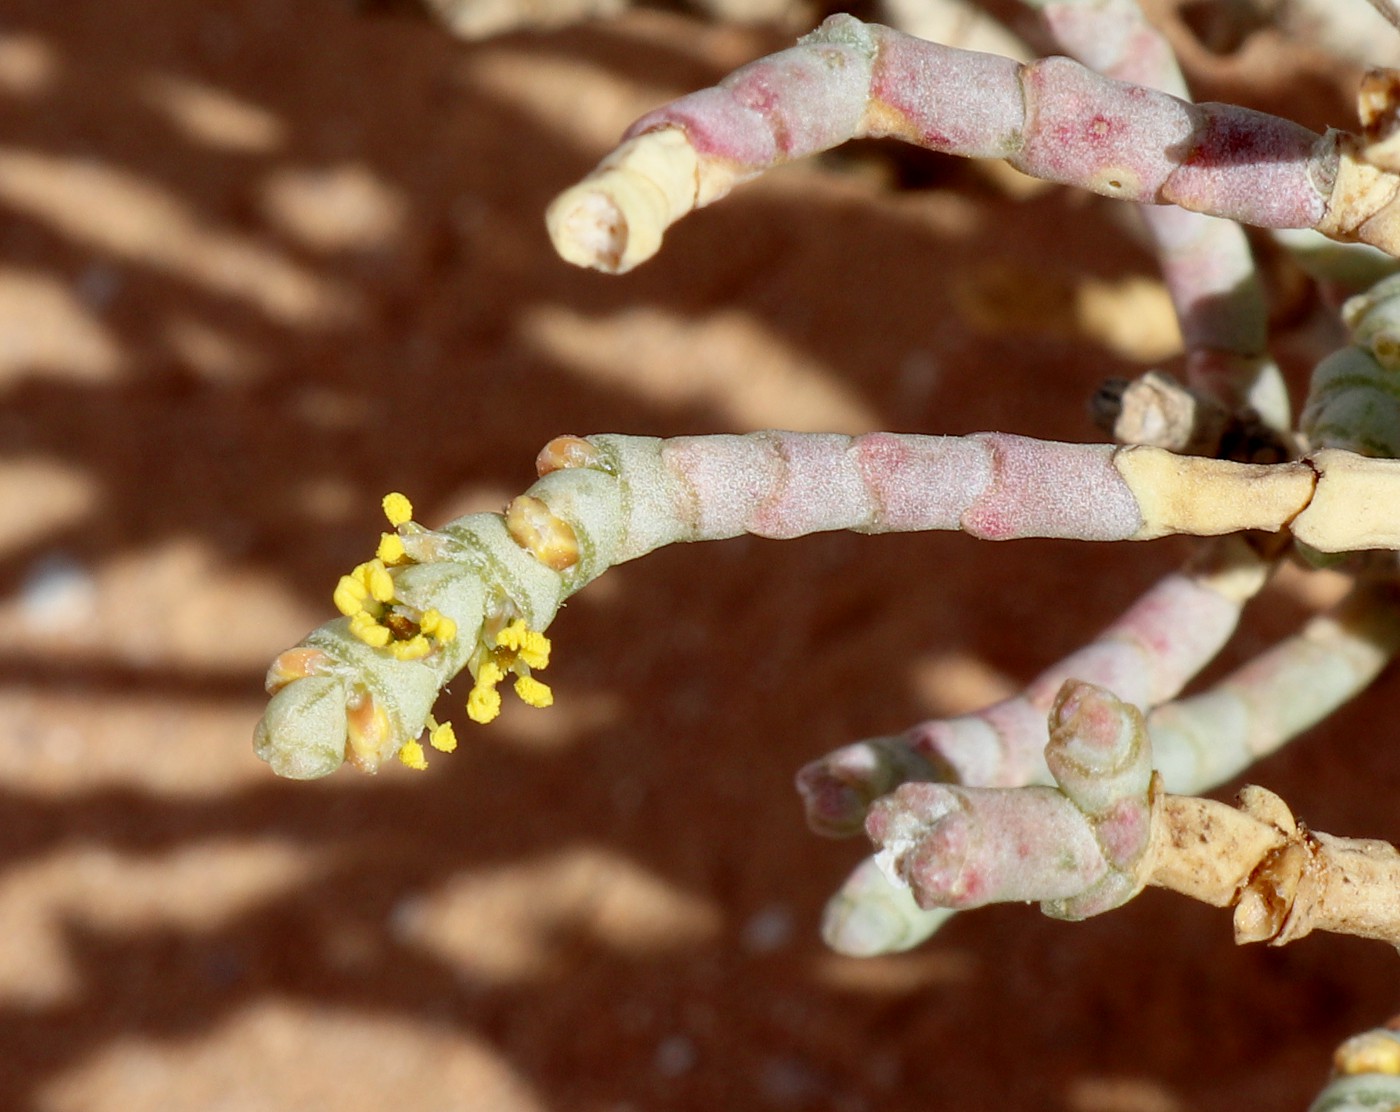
<box><xmin>869</xmin><ymin>682</ymin><xmax>1400</xmax><ymax>946</ymax></box>
<box><xmin>549</xmin><ymin>15</ymin><xmax>1400</xmax><ymax>274</ymax></box>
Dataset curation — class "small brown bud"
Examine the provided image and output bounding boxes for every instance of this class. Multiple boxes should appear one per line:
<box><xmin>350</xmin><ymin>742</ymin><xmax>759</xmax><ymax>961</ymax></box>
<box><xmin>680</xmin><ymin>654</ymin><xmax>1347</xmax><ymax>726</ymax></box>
<box><xmin>506</xmin><ymin>494</ymin><xmax>580</xmax><ymax>571</ymax></box>
<box><xmin>536</xmin><ymin>435</ymin><xmax>602</xmax><ymax>476</ymax></box>
<box><xmin>265</xmin><ymin>647</ymin><xmax>333</xmax><ymax>694</ymax></box>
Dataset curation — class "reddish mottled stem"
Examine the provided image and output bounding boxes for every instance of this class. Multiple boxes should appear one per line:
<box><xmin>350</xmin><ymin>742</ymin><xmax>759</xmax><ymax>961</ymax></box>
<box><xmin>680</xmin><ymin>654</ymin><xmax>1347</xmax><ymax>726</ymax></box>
<box><xmin>1035</xmin><ymin>0</ymin><xmax>1286</xmax><ymax>425</ymax></box>
<box><xmin>549</xmin><ymin>15</ymin><xmax>1400</xmax><ymax>275</ymax></box>
<box><xmin>797</xmin><ymin>536</ymin><xmax>1267</xmax><ymax>836</ymax></box>
<box><xmin>869</xmin><ymin>682</ymin><xmax>1400</xmax><ymax>946</ymax></box>
<box><xmin>869</xmin><ymin>681</ymin><xmax>1153</xmax><ymax>916</ymax></box>
<box><xmin>636</xmin><ymin>15</ymin><xmax>1327</xmax><ymax>223</ymax></box>
<box><xmin>819</xmin><ymin>574</ymin><xmax>1400</xmax><ymax>953</ymax></box>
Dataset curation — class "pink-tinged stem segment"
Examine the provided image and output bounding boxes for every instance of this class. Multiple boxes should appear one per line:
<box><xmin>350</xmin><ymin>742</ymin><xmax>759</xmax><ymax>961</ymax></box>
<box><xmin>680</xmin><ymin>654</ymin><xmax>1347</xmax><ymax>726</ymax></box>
<box><xmin>1035</xmin><ymin>0</ymin><xmax>1285</xmax><ymax>425</ymax></box>
<box><xmin>1146</xmin><ymin>575</ymin><xmax>1400</xmax><ymax>793</ymax></box>
<box><xmin>868</xmin><ymin>681</ymin><xmax>1153</xmax><ymax>916</ymax></box>
<box><xmin>868</xmin><ymin>681</ymin><xmax>1400</xmax><ymax>945</ymax></box>
<box><xmin>797</xmin><ymin>536</ymin><xmax>1268</xmax><ymax>836</ymax></box>
<box><xmin>815</xmin><ymin>570</ymin><xmax>1400</xmax><ymax>954</ymax></box>
<box><xmin>594</xmin><ymin>431</ymin><xmax>1326</xmax><ymax>563</ymax></box>
<box><xmin>547</xmin><ymin>15</ymin><xmax>1400</xmax><ymax>275</ymax></box>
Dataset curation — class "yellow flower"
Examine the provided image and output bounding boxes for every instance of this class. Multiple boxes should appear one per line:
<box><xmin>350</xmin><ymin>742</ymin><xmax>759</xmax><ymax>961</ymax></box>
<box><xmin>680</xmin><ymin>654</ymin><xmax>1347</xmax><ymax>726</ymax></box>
<box><xmin>496</xmin><ymin>619</ymin><xmax>550</xmax><ymax>670</ymax></box>
<box><xmin>388</xmin><ymin>634</ymin><xmax>432</xmax><ymax>661</ymax></box>
<box><xmin>420</xmin><ymin>609</ymin><xmax>457</xmax><ymax>644</ymax></box>
<box><xmin>349</xmin><ymin>611</ymin><xmax>392</xmax><ymax>648</ymax></box>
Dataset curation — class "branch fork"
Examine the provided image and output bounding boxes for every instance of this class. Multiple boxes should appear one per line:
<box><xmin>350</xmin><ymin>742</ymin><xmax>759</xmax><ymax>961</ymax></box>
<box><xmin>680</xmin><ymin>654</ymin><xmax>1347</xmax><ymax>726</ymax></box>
<box><xmin>867</xmin><ymin>681</ymin><xmax>1400</xmax><ymax>948</ymax></box>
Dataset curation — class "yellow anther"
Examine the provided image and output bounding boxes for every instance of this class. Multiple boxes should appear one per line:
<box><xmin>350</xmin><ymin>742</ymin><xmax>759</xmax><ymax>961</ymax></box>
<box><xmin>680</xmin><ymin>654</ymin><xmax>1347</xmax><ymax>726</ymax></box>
<box><xmin>349</xmin><ymin>611</ymin><xmax>392</xmax><ymax>648</ymax></box>
<box><xmin>496</xmin><ymin>620</ymin><xmax>521</xmax><ymax>649</ymax></box>
<box><xmin>419</xmin><ymin>609</ymin><xmax>456</xmax><ymax>644</ymax></box>
<box><xmin>514</xmin><ymin>674</ymin><xmax>554</xmax><ymax>708</ymax></box>
<box><xmin>427</xmin><ymin>716</ymin><xmax>458</xmax><ymax>753</ymax></box>
<box><xmin>383</xmin><ymin>492</ymin><xmax>413</xmax><ymax>528</ymax></box>
<box><xmin>376</xmin><ymin>532</ymin><xmax>407</xmax><ymax>565</ymax></box>
<box><xmin>477</xmin><ymin>659</ymin><xmax>506</xmax><ymax>686</ymax></box>
<box><xmin>397</xmin><ymin>739</ymin><xmax>428</xmax><ymax>771</ymax></box>
<box><xmin>364</xmin><ymin>559</ymin><xmax>395</xmax><ymax>604</ymax></box>
<box><xmin>495</xmin><ymin>619</ymin><xmax>550</xmax><ymax>668</ymax></box>
<box><xmin>467</xmin><ymin>682</ymin><xmax>502</xmax><ymax>724</ymax></box>
<box><xmin>388</xmin><ymin>634</ymin><xmax>432</xmax><ymax>661</ymax></box>
<box><xmin>518</xmin><ymin>629</ymin><xmax>550</xmax><ymax>670</ymax></box>
<box><xmin>496</xmin><ymin>620</ymin><xmax>523</xmax><ymax>651</ymax></box>
<box><xmin>333</xmin><ymin>575</ymin><xmax>369</xmax><ymax>617</ymax></box>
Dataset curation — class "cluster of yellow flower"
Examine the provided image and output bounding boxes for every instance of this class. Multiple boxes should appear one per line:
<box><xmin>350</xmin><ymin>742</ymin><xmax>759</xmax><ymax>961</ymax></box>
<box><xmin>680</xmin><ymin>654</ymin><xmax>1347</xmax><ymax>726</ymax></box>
<box><xmin>329</xmin><ymin>492</ymin><xmax>554</xmax><ymax>769</ymax></box>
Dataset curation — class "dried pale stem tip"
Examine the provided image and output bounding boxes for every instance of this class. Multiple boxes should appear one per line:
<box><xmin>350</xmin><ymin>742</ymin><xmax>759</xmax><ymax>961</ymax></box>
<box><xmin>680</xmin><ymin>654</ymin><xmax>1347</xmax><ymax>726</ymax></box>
<box><xmin>1155</xmin><ymin>787</ymin><xmax>1400</xmax><ymax>947</ymax></box>
<box><xmin>1102</xmin><ymin>371</ymin><xmax>1231</xmax><ymax>454</ymax></box>
<box><xmin>546</xmin><ymin>128</ymin><xmax>705</xmax><ymax>274</ymax></box>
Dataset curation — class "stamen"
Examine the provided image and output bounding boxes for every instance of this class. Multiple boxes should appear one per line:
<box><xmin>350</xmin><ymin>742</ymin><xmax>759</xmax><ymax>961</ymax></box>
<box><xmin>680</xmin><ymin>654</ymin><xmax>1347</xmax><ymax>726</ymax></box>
<box><xmin>398</xmin><ymin>739</ymin><xmax>429</xmax><ymax>770</ymax></box>
<box><xmin>383</xmin><ymin>492</ymin><xmax>414</xmax><ymax>528</ymax></box>
<box><xmin>514</xmin><ymin>675</ymin><xmax>554</xmax><ymax>708</ymax></box>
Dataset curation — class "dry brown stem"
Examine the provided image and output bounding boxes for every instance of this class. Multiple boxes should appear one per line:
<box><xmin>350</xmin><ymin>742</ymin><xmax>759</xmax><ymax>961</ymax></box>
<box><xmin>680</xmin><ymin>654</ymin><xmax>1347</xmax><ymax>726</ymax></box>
<box><xmin>1148</xmin><ymin>785</ymin><xmax>1400</xmax><ymax>947</ymax></box>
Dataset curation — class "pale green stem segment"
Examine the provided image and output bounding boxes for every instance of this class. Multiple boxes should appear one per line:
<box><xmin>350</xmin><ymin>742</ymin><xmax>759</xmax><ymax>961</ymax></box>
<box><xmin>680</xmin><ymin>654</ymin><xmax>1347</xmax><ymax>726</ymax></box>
<box><xmin>1303</xmin><ymin>271</ymin><xmax>1400</xmax><ymax>457</ymax></box>
<box><xmin>1148</xmin><ymin>576</ymin><xmax>1400</xmax><ymax>791</ymax></box>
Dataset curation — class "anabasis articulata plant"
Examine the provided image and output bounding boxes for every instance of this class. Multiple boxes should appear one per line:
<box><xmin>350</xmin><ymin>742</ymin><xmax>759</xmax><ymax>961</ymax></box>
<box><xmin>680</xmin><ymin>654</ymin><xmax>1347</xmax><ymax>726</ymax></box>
<box><xmin>258</xmin><ymin>2</ymin><xmax>1400</xmax><ymax>1106</ymax></box>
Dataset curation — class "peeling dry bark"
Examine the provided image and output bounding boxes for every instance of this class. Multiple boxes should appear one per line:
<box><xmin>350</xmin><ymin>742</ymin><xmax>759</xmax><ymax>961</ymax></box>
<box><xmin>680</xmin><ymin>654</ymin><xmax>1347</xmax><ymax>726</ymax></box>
<box><xmin>1149</xmin><ymin>786</ymin><xmax>1400</xmax><ymax>946</ymax></box>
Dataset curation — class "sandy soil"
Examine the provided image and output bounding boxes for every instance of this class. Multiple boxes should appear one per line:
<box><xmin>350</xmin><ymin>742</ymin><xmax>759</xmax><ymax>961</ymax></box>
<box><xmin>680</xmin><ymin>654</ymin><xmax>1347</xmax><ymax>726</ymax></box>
<box><xmin>0</xmin><ymin>1</ymin><xmax>1395</xmax><ymax>1109</ymax></box>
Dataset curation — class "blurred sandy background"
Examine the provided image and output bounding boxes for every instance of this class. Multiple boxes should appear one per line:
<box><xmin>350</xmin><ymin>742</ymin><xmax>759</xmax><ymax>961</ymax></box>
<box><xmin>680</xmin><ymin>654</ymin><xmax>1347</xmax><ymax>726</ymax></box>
<box><xmin>0</xmin><ymin>1</ymin><xmax>1395</xmax><ymax>1109</ymax></box>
